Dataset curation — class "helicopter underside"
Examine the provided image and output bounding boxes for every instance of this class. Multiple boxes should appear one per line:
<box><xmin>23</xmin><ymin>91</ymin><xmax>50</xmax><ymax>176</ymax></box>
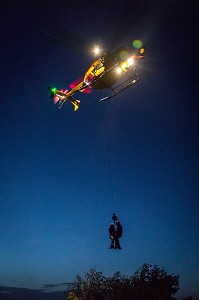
<box><xmin>91</xmin><ymin>69</ymin><xmax>119</xmax><ymax>90</ymax></box>
<box><xmin>100</xmin><ymin>72</ymin><xmax>140</xmax><ymax>102</ymax></box>
<box><xmin>91</xmin><ymin>62</ymin><xmax>140</xmax><ymax>91</ymax></box>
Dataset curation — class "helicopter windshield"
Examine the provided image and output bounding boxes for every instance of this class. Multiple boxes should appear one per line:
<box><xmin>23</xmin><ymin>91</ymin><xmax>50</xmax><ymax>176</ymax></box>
<box><xmin>92</xmin><ymin>62</ymin><xmax>103</xmax><ymax>73</ymax></box>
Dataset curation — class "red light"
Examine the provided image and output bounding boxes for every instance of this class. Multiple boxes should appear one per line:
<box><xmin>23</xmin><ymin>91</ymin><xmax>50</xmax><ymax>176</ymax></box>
<box><xmin>70</xmin><ymin>77</ymin><xmax>92</xmax><ymax>94</ymax></box>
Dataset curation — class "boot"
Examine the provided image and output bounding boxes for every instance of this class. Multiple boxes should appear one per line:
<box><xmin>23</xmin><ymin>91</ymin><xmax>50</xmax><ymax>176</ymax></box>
<box><xmin>109</xmin><ymin>241</ymin><xmax>114</xmax><ymax>249</ymax></box>
<box><xmin>114</xmin><ymin>239</ymin><xmax>122</xmax><ymax>250</ymax></box>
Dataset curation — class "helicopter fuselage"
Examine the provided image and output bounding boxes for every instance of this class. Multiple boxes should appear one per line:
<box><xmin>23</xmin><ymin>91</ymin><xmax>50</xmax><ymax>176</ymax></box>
<box><xmin>83</xmin><ymin>47</ymin><xmax>141</xmax><ymax>90</ymax></box>
<box><xmin>48</xmin><ymin>45</ymin><xmax>145</xmax><ymax>110</ymax></box>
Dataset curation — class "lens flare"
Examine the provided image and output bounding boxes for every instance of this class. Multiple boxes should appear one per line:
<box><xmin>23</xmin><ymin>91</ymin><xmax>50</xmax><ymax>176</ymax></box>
<box><xmin>132</xmin><ymin>39</ymin><xmax>143</xmax><ymax>49</ymax></box>
<box><xmin>127</xmin><ymin>57</ymin><xmax>134</xmax><ymax>65</ymax></box>
<box><xmin>93</xmin><ymin>45</ymin><xmax>101</xmax><ymax>55</ymax></box>
<box><xmin>116</xmin><ymin>67</ymin><xmax>122</xmax><ymax>74</ymax></box>
<box><xmin>119</xmin><ymin>50</ymin><xmax>129</xmax><ymax>60</ymax></box>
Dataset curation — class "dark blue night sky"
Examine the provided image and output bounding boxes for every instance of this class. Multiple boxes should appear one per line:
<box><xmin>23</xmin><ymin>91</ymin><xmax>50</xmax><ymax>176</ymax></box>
<box><xmin>0</xmin><ymin>0</ymin><xmax>199</xmax><ymax>299</ymax></box>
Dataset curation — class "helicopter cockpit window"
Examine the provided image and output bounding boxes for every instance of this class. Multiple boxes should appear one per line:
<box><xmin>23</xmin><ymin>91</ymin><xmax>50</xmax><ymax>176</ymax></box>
<box><xmin>93</xmin><ymin>62</ymin><xmax>103</xmax><ymax>73</ymax></box>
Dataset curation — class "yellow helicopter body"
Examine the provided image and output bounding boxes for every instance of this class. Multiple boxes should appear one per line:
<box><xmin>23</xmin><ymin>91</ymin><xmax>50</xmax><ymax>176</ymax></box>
<box><xmin>48</xmin><ymin>45</ymin><xmax>145</xmax><ymax>110</ymax></box>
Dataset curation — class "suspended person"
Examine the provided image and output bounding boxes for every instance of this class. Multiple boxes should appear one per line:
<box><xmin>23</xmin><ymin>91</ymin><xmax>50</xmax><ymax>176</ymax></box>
<box><xmin>109</xmin><ymin>223</ymin><xmax>116</xmax><ymax>249</ymax></box>
<box><xmin>115</xmin><ymin>218</ymin><xmax>123</xmax><ymax>249</ymax></box>
<box><xmin>109</xmin><ymin>214</ymin><xmax>123</xmax><ymax>250</ymax></box>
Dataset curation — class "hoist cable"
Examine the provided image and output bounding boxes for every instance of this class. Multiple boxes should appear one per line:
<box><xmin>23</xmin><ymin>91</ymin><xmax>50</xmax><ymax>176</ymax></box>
<box><xmin>107</xmin><ymin>144</ymin><xmax>115</xmax><ymax>213</ymax></box>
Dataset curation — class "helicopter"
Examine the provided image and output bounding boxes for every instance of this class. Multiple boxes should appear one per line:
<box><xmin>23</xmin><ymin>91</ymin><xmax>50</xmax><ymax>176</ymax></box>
<box><xmin>48</xmin><ymin>42</ymin><xmax>146</xmax><ymax>111</ymax></box>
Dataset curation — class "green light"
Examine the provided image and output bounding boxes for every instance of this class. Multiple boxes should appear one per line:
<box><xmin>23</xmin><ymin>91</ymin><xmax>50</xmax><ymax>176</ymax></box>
<box><xmin>132</xmin><ymin>39</ymin><xmax>143</xmax><ymax>49</ymax></box>
<box><xmin>51</xmin><ymin>87</ymin><xmax>56</xmax><ymax>93</ymax></box>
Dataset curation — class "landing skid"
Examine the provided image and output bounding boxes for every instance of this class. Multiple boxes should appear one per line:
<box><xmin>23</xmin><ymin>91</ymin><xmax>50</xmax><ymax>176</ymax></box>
<box><xmin>100</xmin><ymin>74</ymin><xmax>140</xmax><ymax>102</ymax></box>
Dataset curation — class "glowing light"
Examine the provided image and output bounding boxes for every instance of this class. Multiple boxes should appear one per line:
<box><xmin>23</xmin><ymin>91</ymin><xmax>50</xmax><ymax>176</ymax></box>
<box><xmin>140</xmin><ymin>47</ymin><xmax>145</xmax><ymax>54</ymax></box>
<box><xmin>116</xmin><ymin>67</ymin><xmax>122</xmax><ymax>74</ymax></box>
<box><xmin>79</xmin><ymin>86</ymin><xmax>92</xmax><ymax>94</ymax></box>
<box><xmin>121</xmin><ymin>62</ymin><xmax>128</xmax><ymax>71</ymax></box>
<box><xmin>93</xmin><ymin>45</ymin><xmax>101</xmax><ymax>55</ymax></box>
<box><xmin>54</xmin><ymin>95</ymin><xmax>59</xmax><ymax>104</ymax></box>
<box><xmin>127</xmin><ymin>57</ymin><xmax>134</xmax><ymax>65</ymax></box>
<box><xmin>70</xmin><ymin>83</ymin><xmax>76</xmax><ymax>89</ymax></box>
<box><xmin>132</xmin><ymin>39</ymin><xmax>143</xmax><ymax>49</ymax></box>
<box><xmin>70</xmin><ymin>77</ymin><xmax>82</xmax><ymax>89</ymax></box>
<box><xmin>51</xmin><ymin>87</ymin><xmax>56</xmax><ymax>93</ymax></box>
<box><xmin>70</xmin><ymin>77</ymin><xmax>92</xmax><ymax>94</ymax></box>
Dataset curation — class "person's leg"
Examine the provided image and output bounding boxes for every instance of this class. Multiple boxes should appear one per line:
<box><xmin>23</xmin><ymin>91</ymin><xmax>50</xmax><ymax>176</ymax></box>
<box><xmin>115</xmin><ymin>238</ymin><xmax>122</xmax><ymax>249</ymax></box>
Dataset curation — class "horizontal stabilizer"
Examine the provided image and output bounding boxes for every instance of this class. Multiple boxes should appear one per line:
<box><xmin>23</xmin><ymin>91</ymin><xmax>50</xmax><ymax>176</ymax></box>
<box><xmin>70</xmin><ymin>99</ymin><xmax>80</xmax><ymax>111</ymax></box>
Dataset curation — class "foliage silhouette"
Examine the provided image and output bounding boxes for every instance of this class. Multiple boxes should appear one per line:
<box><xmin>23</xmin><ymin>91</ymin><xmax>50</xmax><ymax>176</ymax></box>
<box><xmin>65</xmin><ymin>263</ymin><xmax>179</xmax><ymax>300</ymax></box>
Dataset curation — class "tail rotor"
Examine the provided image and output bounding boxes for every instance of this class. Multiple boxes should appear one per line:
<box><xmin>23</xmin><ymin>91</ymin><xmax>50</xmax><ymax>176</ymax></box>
<box><xmin>47</xmin><ymin>86</ymin><xmax>57</xmax><ymax>99</ymax></box>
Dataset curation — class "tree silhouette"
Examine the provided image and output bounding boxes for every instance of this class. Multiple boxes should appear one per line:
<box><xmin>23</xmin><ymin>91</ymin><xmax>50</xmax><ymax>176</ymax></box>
<box><xmin>130</xmin><ymin>263</ymin><xmax>179</xmax><ymax>300</ymax></box>
<box><xmin>65</xmin><ymin>263</ymin><xmax>179</xmax><ymax>300</ymax></box>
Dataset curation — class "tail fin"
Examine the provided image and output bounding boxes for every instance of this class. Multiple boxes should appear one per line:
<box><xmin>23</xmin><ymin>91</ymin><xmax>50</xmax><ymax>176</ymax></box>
<box><xmin>48</xmin><ymin>86</ymin><xmax>80</xmax><ymax>111</ymax></box>
<box><xmin>70</xmin><ymin>99</ymin><xmax>80</xmax><ymax>111</ymax></box>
